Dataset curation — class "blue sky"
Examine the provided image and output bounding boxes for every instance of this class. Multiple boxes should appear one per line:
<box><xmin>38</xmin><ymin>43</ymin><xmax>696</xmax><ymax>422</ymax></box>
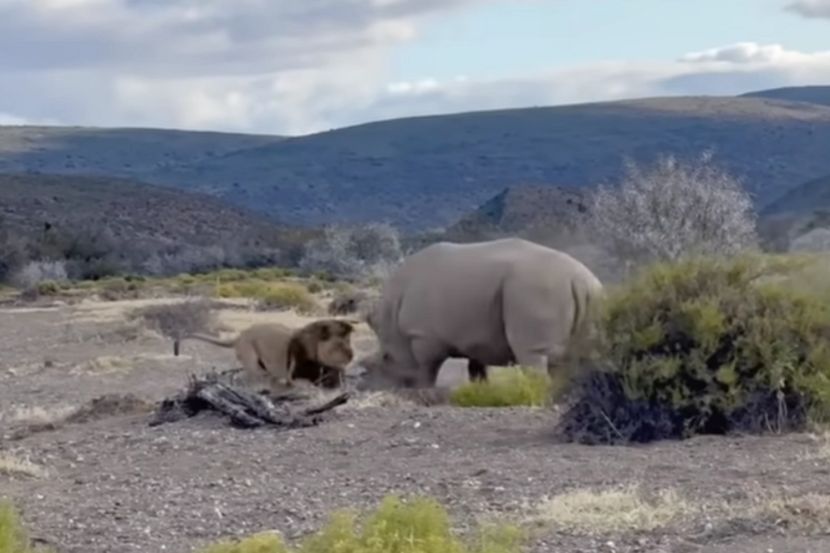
<box><xmin>0</xmin><ymin>0</ymin><xmax>828</xmax><ymax>135</ymax></box>
<box><xmin>393</xmin><ymin>0</ymin><xmax>830</xmax><ymax>80</ymax></box>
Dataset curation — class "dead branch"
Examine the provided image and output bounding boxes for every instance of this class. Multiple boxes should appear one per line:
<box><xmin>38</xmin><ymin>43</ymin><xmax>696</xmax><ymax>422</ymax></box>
<box><xmin>148</xmin><ymin>371</ymin><xmax>350</xmax><ymax>429</ymax></box>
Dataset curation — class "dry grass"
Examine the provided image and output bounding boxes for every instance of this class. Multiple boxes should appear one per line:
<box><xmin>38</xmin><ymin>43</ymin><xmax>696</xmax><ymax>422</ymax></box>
<box><xmin>533</xmin><ymin>484</ymin><xmax>693</xmax><ymax>534</ymax></box>
<box><xmin>738</xmin><ymin>488</ymin><xmax>830</xmax><ymax>533</ymax></box>
<box><xmin>794</xmin><ymin>428</ymin><xmax>830</xmax><ymax>463</ymax></box>
<box><xmin>528</xmin><ymin>481</ymin><xmax>830</xmax><ymax>538</ymax></box>
<box><xmin>0</xmin><ymin>453</ymin><xmax>47</xmax><ymax>479</ymax></box>
<box><xmin>72</xmin><ymin>355</ymin><xmax>133</xmax><ymax>375</ymax></box>
<box><xmin>8</xmin><ymin>405</ymin><xmax>76</xmax><ymax>426</ymax></box>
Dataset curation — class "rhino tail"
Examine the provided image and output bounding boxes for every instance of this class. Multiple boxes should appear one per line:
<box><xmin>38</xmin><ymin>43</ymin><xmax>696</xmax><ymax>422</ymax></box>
<box><xmin>569</xmin><ymin>276</ymin><xmax>602</xmax><ymax>339</ymax></box>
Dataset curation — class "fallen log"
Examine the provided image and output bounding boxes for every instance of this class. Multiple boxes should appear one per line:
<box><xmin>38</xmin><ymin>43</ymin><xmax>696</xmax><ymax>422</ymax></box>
<box><xmin>149</xmin><ymin>371</ymin><xmax>350</xmax><ymax>429</ymax></box>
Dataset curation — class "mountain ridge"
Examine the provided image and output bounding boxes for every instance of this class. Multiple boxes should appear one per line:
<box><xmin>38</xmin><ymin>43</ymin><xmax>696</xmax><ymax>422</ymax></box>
<box><xmin>4</xmin><ymin>88</ymin><xmax>830</xmax><ymax>232</ymax></box>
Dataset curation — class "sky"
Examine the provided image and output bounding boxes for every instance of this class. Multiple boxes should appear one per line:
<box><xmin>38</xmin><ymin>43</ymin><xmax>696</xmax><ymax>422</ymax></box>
<box><xmin>1</xmin><ymin>0</ymin><xmax>829</xmax><ymax>135</ymax></box>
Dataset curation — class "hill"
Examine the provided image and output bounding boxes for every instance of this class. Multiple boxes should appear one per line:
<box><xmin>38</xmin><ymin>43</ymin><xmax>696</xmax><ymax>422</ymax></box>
<box><xmin>4</xmin><ymin>91</ymin><xmax>830</xmax><ymax>232</ymax></box>
<box><xmin>0</xmin><ymin>126</ymin><xmax>282</xmax><ymax>182</ymax></box>
<box><xmin>762</xmin><ymin>173</ymin><xmax>830</xmax><ymax>216</ymax></box>
<box><xmin>0</xmin><ymin>173</ymin><xmax>313</xmax><ymax>275</ymax></box>
<box><xmin>741</xmin><ymin>86</ymin><xmax>830</xmax><ymax>107</ymax></box>
<box><xmin>443</xmin><ymin>184</ymin><xmax>589</xmax><ymax>242</ymax></box>
<box><xmin>146</xmin><ymin>95</ymin><xmax>830</xmax><ymax>231</ymax></box>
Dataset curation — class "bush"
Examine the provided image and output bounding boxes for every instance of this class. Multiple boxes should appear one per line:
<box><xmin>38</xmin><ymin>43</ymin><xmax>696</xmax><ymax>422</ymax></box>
<box><xmin>199</xmin><ymin>495</ymin><xmax>523</xmax><ymax>553</ymax></box>
<box><xmin>450</xmin><ymin>367</ymin><xmax>562</xmax><ymax>408</ymax></box>
<box><xmin>258</xmin><ymin>285</ymin><xmax>316</xmax><ymax>313</ymax></box>
<box><xmin>35</xmin><ymin>281</ymin><xmax>60</xmax><ymax>296</ymax></box>
<box><xmin>299</xmin><ymin>223</ymin><xmax>403</xmax><ymax>282</ymax></box>
<box><xmin>557</xmin><ymin>254</ymin><xmax>830</xmax><ymax>444</ymax></box>
<box><xmin>131</xmin><ymin>299</ymin><xmax>217</xmax><ymax>341</ymax></box>
<box><xmin>0</xmin><ymin>500</ymin><xmax>50</xmax><ymax>553</ymax></box>
<box><xmin>216</xmin><ymin>281</ymin><xmax>315</xmax><ymax>313</ymax></box>
<box><xmin>8</xmin><ymin>260</ymin><xmax>68</xmax><ymax>290</ymax></box>
<box><xmin>327</xmin><ymin>288</ymin><xmax>371</xmax><ymax>316</ymax></box>
<box><xmin>590</xmin><ymin>152</ymin><xmax>758</xmax><ymax>268</ymax></box>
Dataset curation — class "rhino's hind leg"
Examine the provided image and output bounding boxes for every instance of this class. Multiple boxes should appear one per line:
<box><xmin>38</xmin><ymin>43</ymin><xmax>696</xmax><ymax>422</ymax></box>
<box><xmin>467</xmin><ymin>359</ymin><xmax>488</xmax><ymax>381</ymax></box>
<box><xmin>512</xmin><ymin>351</ymin><xmax>549</xmax><ymax>372</ymax></box>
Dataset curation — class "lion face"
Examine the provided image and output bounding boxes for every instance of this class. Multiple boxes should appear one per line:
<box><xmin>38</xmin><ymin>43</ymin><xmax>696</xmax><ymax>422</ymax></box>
<box><xmin>309</xmin><ymin>320</ymin><xmax>355</xmax><ymax>368</ymax></box>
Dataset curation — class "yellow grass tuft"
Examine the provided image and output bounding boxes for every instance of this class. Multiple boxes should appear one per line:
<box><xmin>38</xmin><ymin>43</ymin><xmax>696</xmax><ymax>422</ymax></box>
<box><xmin>0</xmin><ymin>454</ymin><xmax>47</xmax><ymax>479</ymax></box>
<box><xmin>739</xmin><ymin>488</ymin><xmax>830</xmax><ymax>533</ymax></box>
<box><xmin>9</xmin><ymin>405</ymin><xmax>75</xmax><ymax>426</ymax></box>
<box><xmin>450</xmin><ymin>366</ymin><xmax>562</xmax><ymax>408</ymax></box>
<box><xmin>533</xmin><ymin>484</ymin><xmax>692</xmax><ymax>534</ymax></box>
<box><xmin>215</xmin><ymin>280</ymin><xmax>315</xmax><ymax>313</ymax></box>
<box><xmin>74</xmin><ymin>355</ymin><xmax>132</xmax><ymax>374</ymax></box>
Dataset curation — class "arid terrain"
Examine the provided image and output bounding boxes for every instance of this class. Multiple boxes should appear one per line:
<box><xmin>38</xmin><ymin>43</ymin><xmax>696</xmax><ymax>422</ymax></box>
<box><xmin>2</xmin><ymin>295</ymin><xmax>830</xmax><ymax>553</ymax></box>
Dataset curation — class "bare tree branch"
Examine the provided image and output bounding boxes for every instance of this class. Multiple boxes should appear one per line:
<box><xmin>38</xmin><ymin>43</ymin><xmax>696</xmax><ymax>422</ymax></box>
<box><xmin>589</xmin><ymin>152</ymin><xmax>758</xmax><ymax>266</ymax></box>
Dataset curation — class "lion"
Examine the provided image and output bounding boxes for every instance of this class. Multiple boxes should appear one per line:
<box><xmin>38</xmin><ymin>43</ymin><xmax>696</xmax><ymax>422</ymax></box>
<box><xmin>173</xmin><ymin>319</ymin><xmax>358</xmax><ymax>391</ymax></box>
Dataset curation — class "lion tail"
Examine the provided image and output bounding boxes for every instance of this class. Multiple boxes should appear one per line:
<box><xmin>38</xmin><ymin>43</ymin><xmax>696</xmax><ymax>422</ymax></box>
<box><xmin>173</xmin><ymin>333</ymin><xmax>237</xmax><ymax>356</ymax></box>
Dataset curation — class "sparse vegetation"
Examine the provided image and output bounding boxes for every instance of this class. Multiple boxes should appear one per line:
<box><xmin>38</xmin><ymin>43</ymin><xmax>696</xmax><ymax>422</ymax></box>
<box><xmin>747</xmin><ymin>491</ymin><xmax>830</xmax><ymax>533</ymax></box>
<box><xmin>326</xmin><ymin>287</ymin><xmax>374</xmax><ymax>316</ymax></box>
<box><xmin>0</xmin><ymin>454</ymin><xmax>47</xmax><ymax>479</ymax></box>
<box><xmin>215</xmin><ymin>280</ymin><xmax>315</xmax><ymax>313</ymax></box>
<box><xmin>0</xmin><ymin>174</ymin><xmax>311</xmax><ymax>285</ymax></box>
<box><xmin>558</xmin><ymin>253</ymin><xmax>830</xmax><ymax>444</ymax></box>
<box><xmin>534</xmin><ymin>484</ymin><xmax>691</xmax><ymax>534</ymax></box>
<box><xmin>450</xmin><ymin>367</ymin><xmax>560</xmax><ymax>408</ymax></box>
<box><xmin>299</xmin><ymin>223</ymin><xmax>403</xmax><ymax>282</ymax></box>
<box><xmin>7</xmin><ymin>261</ymin><xmax>68</xmax><ymax>291</ymax></box>
<box><xmin>131</xmin><ymin>299</ymin><xmax>217</xmax><ymax>341</ymax></box>
<box><xmin>590</xmin><ymin>152</ymin><xmax>759</xmax><ymax>268</ymax></box>
<box><xmin>199</xmin><ymin>495</ymin><xmax>523</xmax><ymax>553</ymax></box>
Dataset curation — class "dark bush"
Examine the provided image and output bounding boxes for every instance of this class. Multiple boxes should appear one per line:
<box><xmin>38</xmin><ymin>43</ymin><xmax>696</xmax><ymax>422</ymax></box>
<box><xmin>327</xmin><ymin>288</ymin><xmax>369</xmax><ymax>316</ymax></box>
<box><xmin>557</xmin><ymin>254</ymin><xmax>830</xmax><ymax>444</ymax></box>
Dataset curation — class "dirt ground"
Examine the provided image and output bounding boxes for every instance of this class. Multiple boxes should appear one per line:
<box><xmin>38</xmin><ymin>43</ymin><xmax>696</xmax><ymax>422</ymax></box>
<box><xmin>2</xmin><ymin>296</ymin><xmax>830</xmax><ymax>553</ymax></box>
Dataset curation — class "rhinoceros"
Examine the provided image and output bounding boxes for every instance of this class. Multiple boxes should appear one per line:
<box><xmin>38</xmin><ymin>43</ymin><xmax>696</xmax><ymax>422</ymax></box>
<box><xmin>356</xmin><ymin>237</ymin><xmax>604</xmax><ymax>389</ymax></box>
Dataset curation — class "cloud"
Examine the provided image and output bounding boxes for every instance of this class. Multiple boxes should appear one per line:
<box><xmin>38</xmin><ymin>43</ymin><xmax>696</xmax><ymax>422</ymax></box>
<box><xmin>2</xmin><ymin>14</ymin><xmax>830</xmax><ymax>136</ymax></box>
<box><xmin>349</xmin><ymin>43</ymin><xmax>830</xmax><ymax>125</ymax></box>
<box><xmin>785</xmin><ymin>0</ymin><xmax>830</xmax><ymax>18</ymax></box>
<box><xmin>678</xmin><ymin>42</ymin><xmax>821</xmax><ymax>64</ymax></box>
<box><xmin>0</xmin><ymin>0</ymin><xmax>508</xmax><ymax>133</ymax></box>
<box><xmin>0</xmin><ymin>0</ymin><xmax>475</xmax><ymax>75</ymax></box>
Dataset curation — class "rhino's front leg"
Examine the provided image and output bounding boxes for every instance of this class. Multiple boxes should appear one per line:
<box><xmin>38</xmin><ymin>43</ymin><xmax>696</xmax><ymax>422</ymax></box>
<box><xmin>410</xmin><ymin>338</ymin><xmax>448</xmax><ymax>388</ymax></box>
<box><xmin>467</xmin><ymin>359</ymin><xmax>488</xmax><ymax>381</ymax></box>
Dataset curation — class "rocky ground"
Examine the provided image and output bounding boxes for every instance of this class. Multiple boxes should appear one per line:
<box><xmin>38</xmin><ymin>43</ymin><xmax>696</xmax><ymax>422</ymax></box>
<box><xmin>2</xmin><ymin>296</ymin><xmax>830</xmax><ymax>553</ymax></box>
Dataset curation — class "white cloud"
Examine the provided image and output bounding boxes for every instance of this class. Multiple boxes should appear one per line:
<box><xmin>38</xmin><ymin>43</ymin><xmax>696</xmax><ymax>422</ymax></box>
<box><xmin>0</xmin><ymin>0</ymin><xmax>507</xmax><ymax>133</ymax></box>
<box><xmin>786</xmin><ymin>0</ymin><xmax>830</xmax><ymax>18</ymax></box>
<box><xmin>1</xmin><ymin>10</ymin><xmax>830</xmax><ymax>137</ymax></box>
<box><xmin>678</xmin><ymin>42</ymin><xmax>821</xmax><ymax>64</ymax></box>
<box><xmin>353</xmin><ymin>43</ymin><xmax>830</xmax><ymax>124</ymax></box>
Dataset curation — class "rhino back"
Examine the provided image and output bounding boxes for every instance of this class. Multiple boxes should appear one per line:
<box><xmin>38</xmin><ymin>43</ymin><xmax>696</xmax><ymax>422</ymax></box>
<box><xmin>397</xmin><ymin>239</ymin><xmax>600</xmax><ymax>351</ymax></box>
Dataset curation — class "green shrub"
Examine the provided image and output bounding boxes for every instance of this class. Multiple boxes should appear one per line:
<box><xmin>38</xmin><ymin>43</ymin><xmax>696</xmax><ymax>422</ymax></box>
<box><xmin>557</xmin><ymin>254</ymin><xmax>830</xmax><ymax>444</ymax></box>
<box><xmin>0</xmin><ymin>500</ymin><xmax>49</xmax><ymax>553</ymax></box>
<box><xmin>258</xmin><ymin>285</ymin><xmax>315</xmax><ymax>313</ymax></box>
<box><xmin>251</xmin><ymin>267</ymin><xmax>291</xmax><ymax>280</ymax></box>
<box><xmin>450</xmin><ymin>367</ymin><xmax>561</xmax><ymax>408</ymax></box>
<box><xmin>200</xmin><ymin>532</ymin><xmax>288</xmax><ymax>553</ymax></box>
<box><xmin>305</xmin><ymin>280</ymin><xmax>323</xmax><ymax>294</ymax></box>
<box><xmin>216</xmin><ymin>280</ymin><xmax>314</xmax><ymax>313</ymax></box>
<box><xmin>198</xmin><ymin>496</ymin><xmax>523</xmax><ymax>553</ymax></box>
<box><xmin>211</xmin><ymin>268</ymin><xmax>250</xmax><ymax>282</ymax></box>
<box><xmin>34</xmin><ymin>281</ymin><xmax>60</xmax><ymax>296</ymax></box>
